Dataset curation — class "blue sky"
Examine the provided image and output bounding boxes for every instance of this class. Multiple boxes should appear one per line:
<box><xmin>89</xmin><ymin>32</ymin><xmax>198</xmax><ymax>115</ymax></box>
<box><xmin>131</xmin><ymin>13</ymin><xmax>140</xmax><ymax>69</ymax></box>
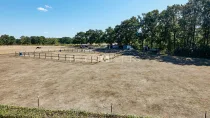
<box><xmin>0</xmin><ymin>0</ymin><xmax>188</xmax><ymax>38</ymax></box>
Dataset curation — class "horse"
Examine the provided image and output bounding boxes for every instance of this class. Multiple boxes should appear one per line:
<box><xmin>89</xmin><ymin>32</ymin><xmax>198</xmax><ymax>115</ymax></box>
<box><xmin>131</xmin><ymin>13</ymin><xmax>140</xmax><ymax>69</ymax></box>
<box><xmin>36</xmin><ymin>47</ymin><xmax>41</xmax><ymax>49</ymax></box>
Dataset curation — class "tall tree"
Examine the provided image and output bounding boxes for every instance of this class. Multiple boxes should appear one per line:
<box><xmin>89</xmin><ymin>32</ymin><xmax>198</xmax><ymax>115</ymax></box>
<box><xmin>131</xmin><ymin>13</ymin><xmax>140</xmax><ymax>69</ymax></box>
<box><xmin>73</xmin><ymin>32</ymin><xmax>86</xmax><ymax>44</ymax></box>
<box><xmin>142</xmin><ymin>10</ymin><xmax>159</xmax><ymax>49</ymax></box>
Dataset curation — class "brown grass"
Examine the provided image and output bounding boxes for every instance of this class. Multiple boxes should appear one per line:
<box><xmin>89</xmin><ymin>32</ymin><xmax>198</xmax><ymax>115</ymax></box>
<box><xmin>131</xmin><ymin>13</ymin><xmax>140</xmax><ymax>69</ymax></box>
<box><xmin>0</xmin><ymin>45</ymin><xmax>65</xmax><ymax>54</ymax></box>
<box><xmin>0</xmin><ymin>46</ymin><xmax>210</xmax><ymax>118</ymax></box>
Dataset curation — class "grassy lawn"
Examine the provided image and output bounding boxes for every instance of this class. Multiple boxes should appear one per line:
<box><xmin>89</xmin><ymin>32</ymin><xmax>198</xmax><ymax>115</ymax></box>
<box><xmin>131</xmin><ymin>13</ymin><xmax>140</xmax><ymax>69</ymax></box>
<box><xmin>0</xmin><ymin>105</ymin><xmax>146</xmax><ymax>118</ymax></box>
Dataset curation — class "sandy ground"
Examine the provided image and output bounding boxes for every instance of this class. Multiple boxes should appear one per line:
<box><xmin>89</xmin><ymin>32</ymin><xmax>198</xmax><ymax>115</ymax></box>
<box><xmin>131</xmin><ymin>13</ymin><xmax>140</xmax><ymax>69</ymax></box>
<box><xmin>0</xmin><ymin>46</ymin><xmax>210</xmax><ymax>118</ymax></box>
<box><xmin>0</xmin><ymin>45</ymin><xmax>65</xmax><ymax>54</ymax></box>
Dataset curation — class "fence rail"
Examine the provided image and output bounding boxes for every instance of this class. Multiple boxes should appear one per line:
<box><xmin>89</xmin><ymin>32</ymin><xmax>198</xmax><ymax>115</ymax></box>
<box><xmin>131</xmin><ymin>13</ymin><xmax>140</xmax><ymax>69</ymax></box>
<box><xmin>15</xmin><ymin>51</ymin><xmax>119</xmax><ymax>63</ymax></box>
<box><xmin>34</xmin><ymin>48</ymin><xmax>97</xmax><ymax>53</ymax></box>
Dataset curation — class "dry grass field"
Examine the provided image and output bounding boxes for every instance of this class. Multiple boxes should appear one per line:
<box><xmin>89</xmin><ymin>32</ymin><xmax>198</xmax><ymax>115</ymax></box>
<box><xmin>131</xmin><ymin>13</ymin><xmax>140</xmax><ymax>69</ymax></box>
<box><xmin>0</xmin><ymin>46</ymin><xmax>210</xmax><ymax>118</ymax></box>
<box><xmin>0</xmin><ymin>45</ymin><xmax>66</xmax><ymax>54</ymax></box>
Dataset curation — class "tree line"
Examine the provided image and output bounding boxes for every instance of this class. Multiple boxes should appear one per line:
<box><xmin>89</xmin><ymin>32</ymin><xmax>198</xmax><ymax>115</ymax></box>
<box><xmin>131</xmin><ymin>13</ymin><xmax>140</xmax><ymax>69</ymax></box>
<box><xmin>0</xmin><ymin>0</ymin><xmax>210</xmax><ymax>58</ymax></box>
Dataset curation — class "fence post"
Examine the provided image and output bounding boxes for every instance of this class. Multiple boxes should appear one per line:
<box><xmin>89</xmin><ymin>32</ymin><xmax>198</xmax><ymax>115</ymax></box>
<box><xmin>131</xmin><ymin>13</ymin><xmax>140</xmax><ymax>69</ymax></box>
<box><xmin>65</xmin><ymin>55</ymin><xmax>66</xmax><ymax>61</ymax></box>
<box><xmin>103</xmin><ymin>56</ymin><xmax>105</xmax><ymax>62</ymax></box>
<box><xmin>70</xmin><ymin>55</ymin><xmax>71</xmax><ymax>62</ymax></box>
<box><xmin>205</xmin><ymin>111</ymin><xmax>207</xmax><ymax>118</ymax></box>
<box><xmin>73</xmin><ymin>55</ymin><xmax>75</xmax><ymax>62</ymax></box>
<box><xmin>51</xmin><ymin>53</ymin><xmax>52</xmax><ymax>60</ymax></box>
<box><xmin>15</xmin><ymin>52</ymin><xmax>16</xmax><ymax>56</ymax></box>
<box><xmin>91</xmin><ymin>56</ymin><xmax>93</xmax><ymax>63</ymax></box>
<box><xmin>28</xmin><ymin>52</ymin><xmax>30</xmax><ymax>57</ymax></box>
<box><xmin>39</xmin><ymin>53</ymin><xmax>40</xmax><ymax>59</ymax></box>
<box><xmin>24</xmin><ymin>52</ymin><xmax>26</xmax><ymax>57</ymax></box>
<box><xmin>45</xmin><ymin>53</ymin><xmax>46</xmax><ymax>59</ymax></box>
<box><xmin>58</xmin><ymin>54</ymin><xmax>59</xmax><ymax>60</ymax></box>
<box><xmin>111</xmin><ymin>103</ymin><xmax>113</xmax><ymax>114</ymax></box>
<box><xmin>37</xmin><ymin>96</ymin><xmax>40</xmax><ymax>108</ymax></box>
<box><xmin>97</xmin><ymin>56</ymin><xmax>99</xmax><ymax>62</ymax></box>
<box><xmin>34</xmin><ymin>51</ymin><xmax>35</xmax><ymax>58</ymax></box>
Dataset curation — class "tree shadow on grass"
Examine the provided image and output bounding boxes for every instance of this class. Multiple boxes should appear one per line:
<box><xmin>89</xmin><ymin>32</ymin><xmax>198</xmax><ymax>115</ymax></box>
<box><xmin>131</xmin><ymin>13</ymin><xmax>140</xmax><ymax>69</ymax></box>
<box><xmin>94</xmin><ymin>48</ymin><xmax>210</xmax><ymax>66</ymax></box>
<box><xmin>94</xmin><ymin>48</ymin><xmax>123</xmax><ymax>53</ymax></box>
<box><xmin>136</xmin><ymin>53</ymin><xmax>210</xmax><ymax>66</ymax></box>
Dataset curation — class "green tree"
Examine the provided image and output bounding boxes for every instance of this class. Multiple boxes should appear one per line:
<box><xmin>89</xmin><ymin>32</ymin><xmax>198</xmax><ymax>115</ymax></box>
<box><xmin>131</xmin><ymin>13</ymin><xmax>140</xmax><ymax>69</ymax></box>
<box><xmin>104</xmin><ymin>27</ymin><xmax>115</xmax><ymax>46</ymax></box>
<box><xmin>0</xmin><ymin>35</ymin><xmax>16</xmax><ymax>45</ymax></box>
<box><xmin>20</xmin><ymin>36</ymin><xmax>31</xmax><ymax>45</ymax></box>
<box><xmin>114</xmin><ymin>16</ymin><xmax>140</xmax><ymax>47</ymax></box>
<box><xmin>73</xmin><ymin>32</ymin><xmax>86</xmax><ymax>44</ymax></box>
<box><xmin>142</xmin><ymin>10</ymin><xmax>159</xmax><ymax>49</ymax></box>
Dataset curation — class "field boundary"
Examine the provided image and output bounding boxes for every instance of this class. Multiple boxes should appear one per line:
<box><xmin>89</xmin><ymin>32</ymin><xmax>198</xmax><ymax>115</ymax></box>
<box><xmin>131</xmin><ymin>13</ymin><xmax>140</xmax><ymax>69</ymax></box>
<box><xmin>0</xmin><ymin>105</ymin><xmax>145</xmax><ymax>118</ymax></box>
<box><xmin>14</xmin><ymin>49</ymin><xmax>121</xmax><ymax>63</ymax></box>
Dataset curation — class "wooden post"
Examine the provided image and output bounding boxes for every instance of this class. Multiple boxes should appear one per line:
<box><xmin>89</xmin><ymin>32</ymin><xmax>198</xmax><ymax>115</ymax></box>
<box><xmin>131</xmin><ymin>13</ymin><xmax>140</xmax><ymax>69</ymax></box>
<box><xmin>39</xmin><ymin>53</ymin><xmax>40</xmax><ymax>59</ymax></box>
<box><xmin>15</xmin><ymin>52</ymin><xmax>16</xmax><ymax>56</ymax></box>
<box><xmin>45</xmin><ymin>53</ymin><xmax>46</xmax><ymax>59</ymax></box>
<box><xmin>65</xmin><ymin>55</ymin><xmax>66</xmax><ymax>61</ymax></box>
<box><xmin>111</xmin><ymin>103</ymin><xmax>113</xmax><ymax>113</ymax></box>
<box><xmin>103</xmin><ymin>56</ymin><xmax>105</xmax><ymax>62</ymax></box>
<box><xmin>70</xmin><ymin>55</ymin><xmax>71</xmax><ymax>62</ymax></box>
<box><xmin>34</xmin><ymin>51</ymin><xmax>35</xmax><ymax>58</ymax></box>
<box><xmin>37</xmin><ymin>96</ymin><xmax>40</xmax><ymax>108</ymax></box>
<box><xmin>51</xmin><ymin>53</ymin><xmax>52</xmax><ymax>60</ymax></box>
<box><xmin>91</xmin><ymin>56</ymin><xmax>93</xmax><ymax>63</ymax></box>
<box><xmin>24</xmin><ymin>52</ymin><xmax>26</xmax><ymax>56</ymax></box>
<box><xmin>205</xmin><ymin>111</ymin><xmax>207</xmax><ymax>118</ymax></box>
<box><xmin>28</xmin><ymin>52</ymin><xmax>30</xmax><ymax>57</ymax></box>
<box><xmin>73</xmin><ymin>55</ymin><xmax>75</xmax><ymax>62</ymax></box>
<box><xmin>58</xmin><ymin>54</ymin><xmax>59</xmax><ymax>60</ymax></box>
<box><xmin>97</xmin><ymin>56</ymin><xmax>99</xmax><ymax>62</ymax></box>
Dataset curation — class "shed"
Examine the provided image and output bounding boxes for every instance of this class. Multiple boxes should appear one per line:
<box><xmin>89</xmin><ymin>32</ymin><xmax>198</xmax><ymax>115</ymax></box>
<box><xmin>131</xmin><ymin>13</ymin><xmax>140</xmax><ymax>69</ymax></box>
<box><xmin>123</xmin><ymin>45</ymin><xmax>133</xmax><ymax>50</ymax></box>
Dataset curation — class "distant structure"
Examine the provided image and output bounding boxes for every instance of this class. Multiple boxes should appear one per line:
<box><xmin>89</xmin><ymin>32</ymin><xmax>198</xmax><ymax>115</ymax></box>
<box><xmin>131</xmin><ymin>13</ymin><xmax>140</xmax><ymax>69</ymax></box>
<box><xmin>123</xmin><ymin>45</ymin><xmax>133</xmax><ymax>50</ymax></box>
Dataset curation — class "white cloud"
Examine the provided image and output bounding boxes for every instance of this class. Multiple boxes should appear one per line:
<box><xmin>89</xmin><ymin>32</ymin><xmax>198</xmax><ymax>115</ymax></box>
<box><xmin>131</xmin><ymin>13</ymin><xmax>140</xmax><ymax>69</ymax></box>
<box><xmin>37</xmin><ymin>7</ymin><xmax>48</xmax><ymax>12</ymax></box>
<box><xmin>45</xmin><ymin>5</ymin><xmax>52</xmax><ymax>9</ymax></box>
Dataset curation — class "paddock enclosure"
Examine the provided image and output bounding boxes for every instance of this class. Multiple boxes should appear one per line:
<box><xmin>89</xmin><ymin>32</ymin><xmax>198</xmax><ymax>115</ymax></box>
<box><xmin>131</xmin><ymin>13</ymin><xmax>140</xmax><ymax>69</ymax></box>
<box><xmin>15</xmin><ymin>48</ymin><xmax>119</xmax><ymax>63</ymax></box>
<box><xmin>1</xmin><ymin>46</ymin><xmax>210</xmax><ymax>118</ymax></box>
